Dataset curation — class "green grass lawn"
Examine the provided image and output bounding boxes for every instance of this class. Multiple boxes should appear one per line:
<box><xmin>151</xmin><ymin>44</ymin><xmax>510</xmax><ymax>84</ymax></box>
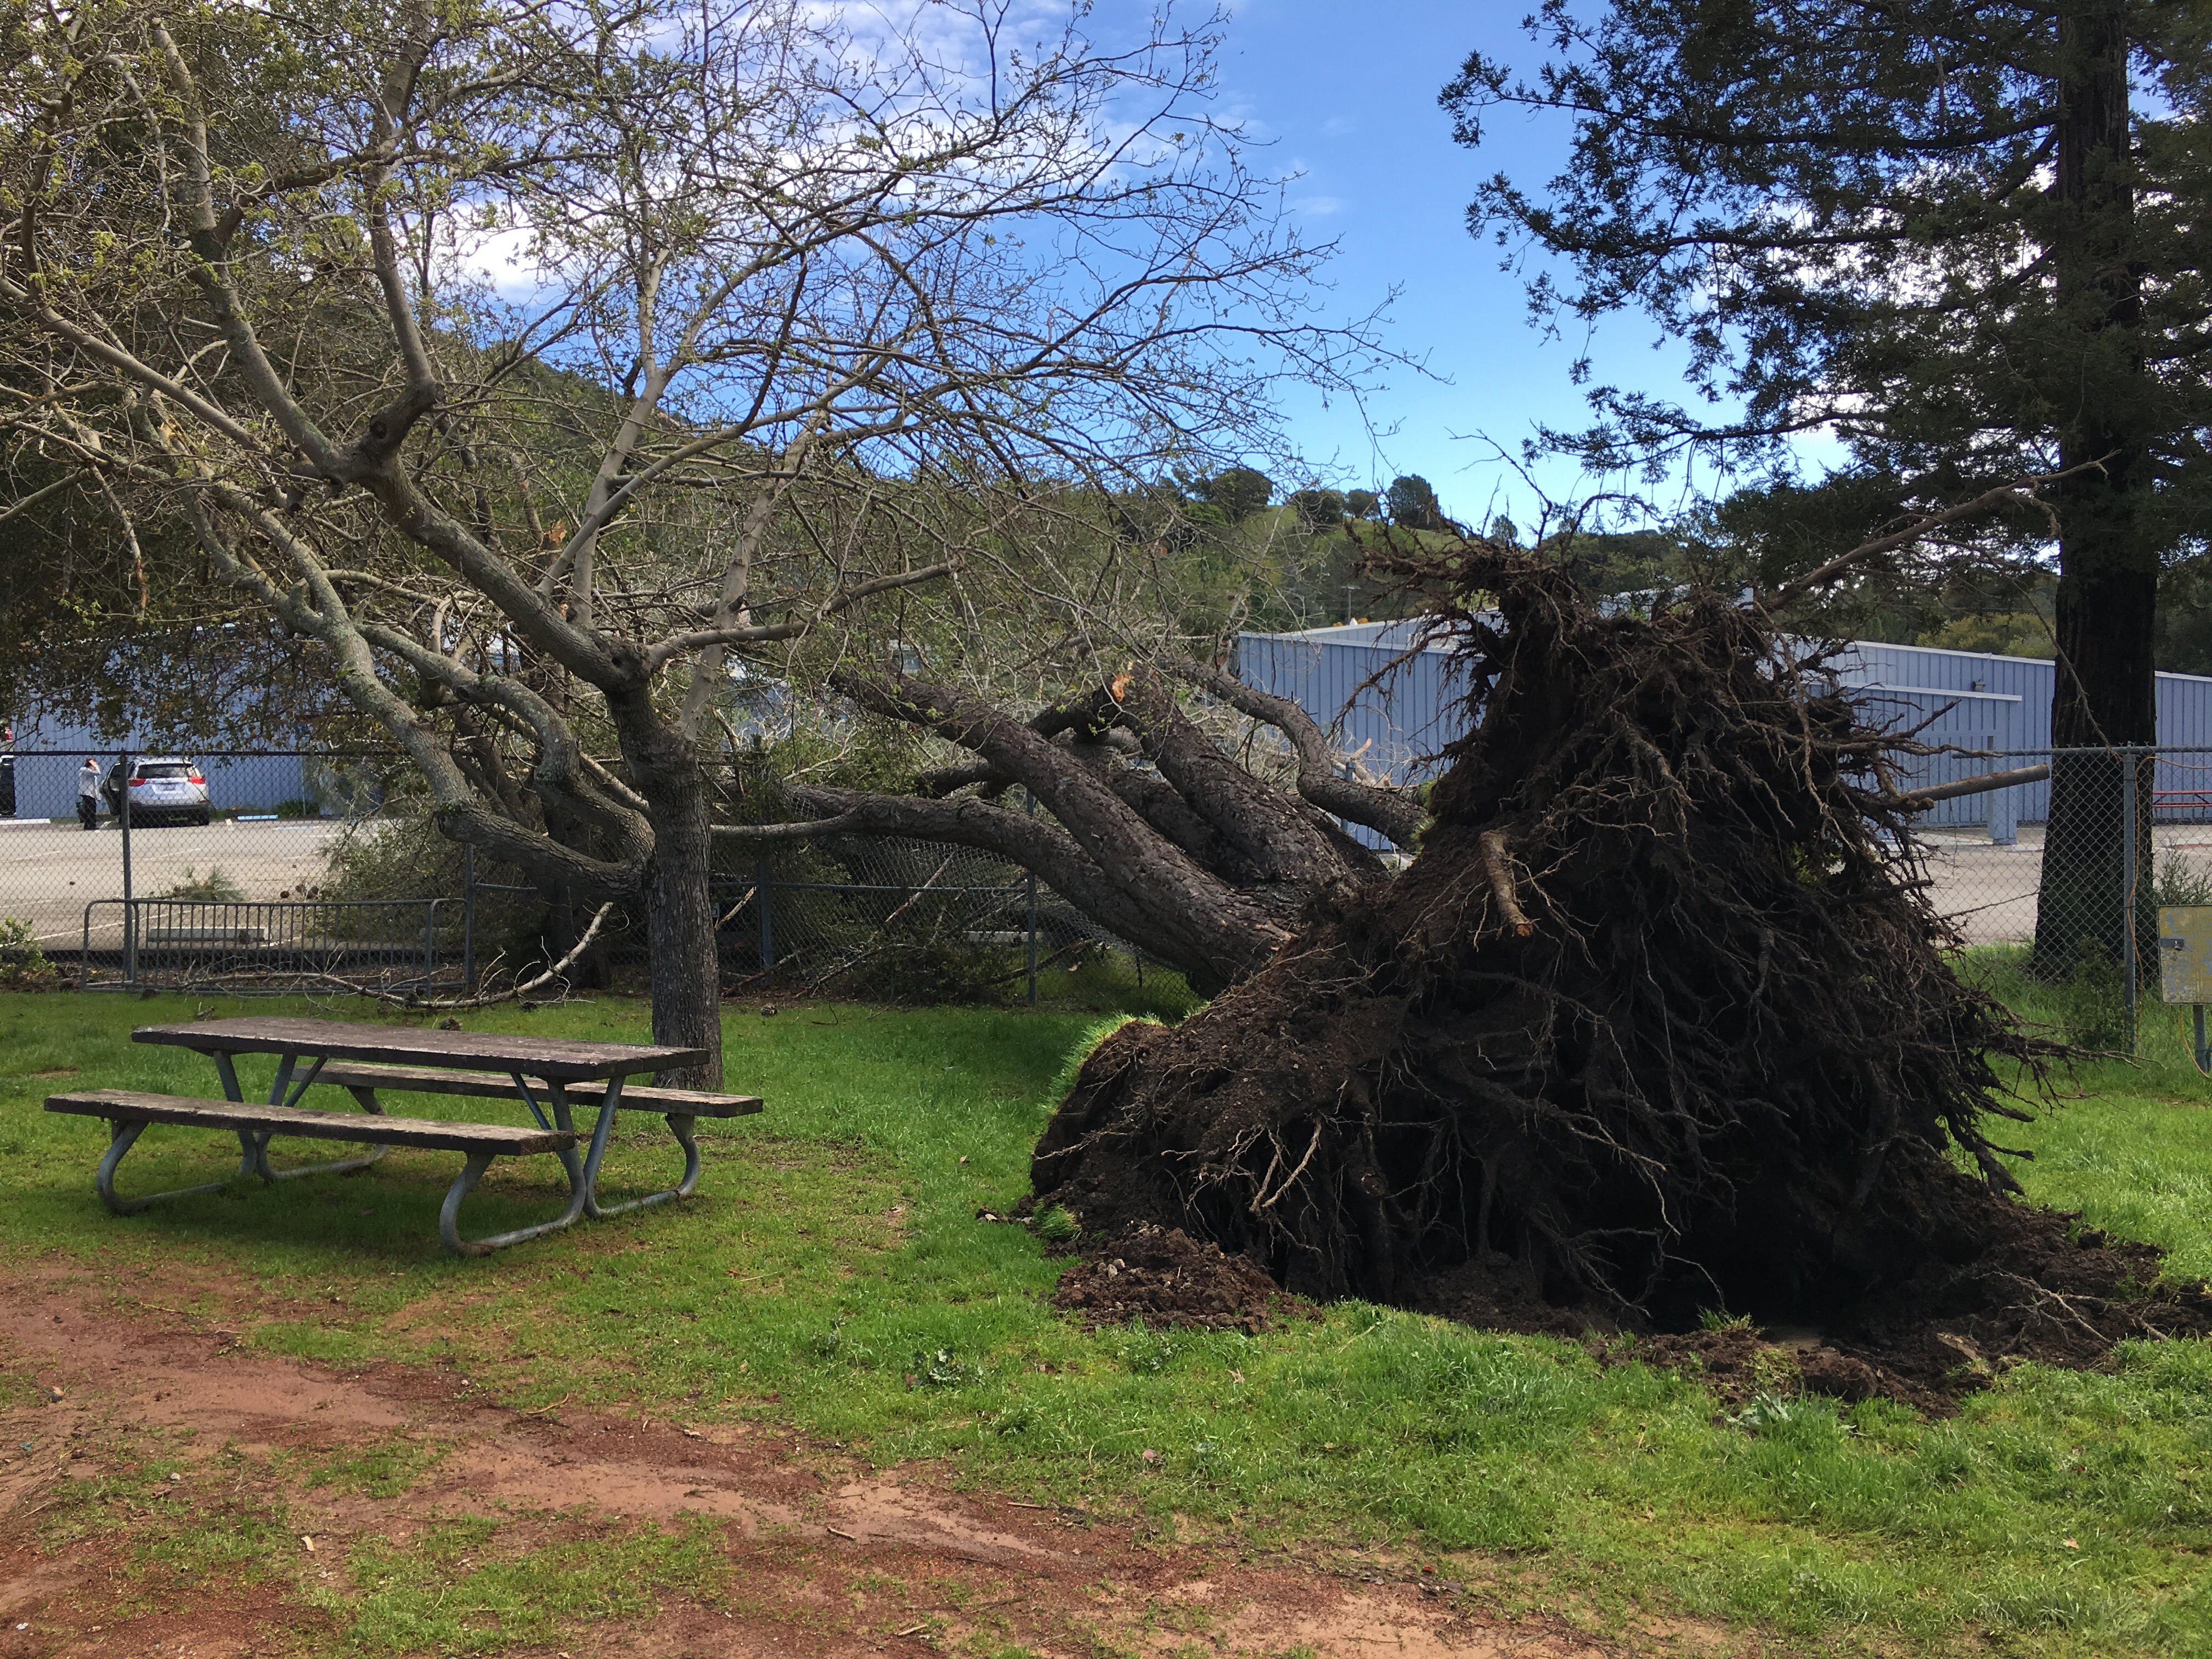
<box><xmin>7</xmin><ymin>981</ymin><xmax>2212</xmax><ymax>1656</ymax></box>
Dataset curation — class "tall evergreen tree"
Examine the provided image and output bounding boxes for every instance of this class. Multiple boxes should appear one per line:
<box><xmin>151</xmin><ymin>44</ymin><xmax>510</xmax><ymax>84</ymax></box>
<box><xmin>1444</xmin><ymin>1</ymin><xmax>2212</xmax><ymax>977</ymax></box>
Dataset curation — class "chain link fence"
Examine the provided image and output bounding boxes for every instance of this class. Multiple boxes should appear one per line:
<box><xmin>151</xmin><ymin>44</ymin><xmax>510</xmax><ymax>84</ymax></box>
<box><xmin>8</xmin><ymin>741</ymin><xmax>2207</xmax><ymax>1037</ymax></box>
<box><xmin>0</xmin><ymin>748</ymin><xmax>1190</xmax><ymax>1011</ymax></box>
<box><xmin>0</xmin><ymin>750</ymin><xmax>367</xmax><ymax>980</ymax></box>
<box><xmin>716</xmin><ymin>831</ymin><xmax>1186</xmax><ymax>1011</ymax></box>
<box><xmin>1906</xmin><ymin>744</ymin><xmax>2212</xmax><ymax>1048</ymax></box>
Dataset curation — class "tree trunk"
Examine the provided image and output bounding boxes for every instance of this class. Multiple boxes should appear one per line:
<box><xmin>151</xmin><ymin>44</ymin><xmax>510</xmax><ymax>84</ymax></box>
<box><xmin>720</xmin><ymin>665</ymin><xmax>1424</xmax><ymax>997</ymax></box>
<box><xmin>2031</xmin><ymin>0</ymin><xmax>2155</xmax><ymax>981</ymax></box>
<box><xmin>619</xmin><ymin>703</ymin><xmax>724</xmax><ymax>1087</ymax></box>
<box><xmin>780</xmin><ymin>782</ymin><xmax>1288</xmax><ymax>995</ymax></box>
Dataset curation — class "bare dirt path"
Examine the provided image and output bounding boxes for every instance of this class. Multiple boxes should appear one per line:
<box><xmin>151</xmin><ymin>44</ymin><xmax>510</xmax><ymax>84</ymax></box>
<box><xmin>0</xmin><ymin>1268</ymin><xmax>1757</xmax><ymax>1659</ymax></box>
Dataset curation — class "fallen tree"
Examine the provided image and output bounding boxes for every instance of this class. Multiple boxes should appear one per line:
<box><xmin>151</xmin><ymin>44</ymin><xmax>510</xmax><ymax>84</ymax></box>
<box><xmin>1029</xmin><ymin>528</ymin><xmax>2123</xmax><ymax>1348</ymax></box>
<box><xmin>719</xmin><ymin>656</ymin><xmax>1423</xmax><ymax>996</ymax></box>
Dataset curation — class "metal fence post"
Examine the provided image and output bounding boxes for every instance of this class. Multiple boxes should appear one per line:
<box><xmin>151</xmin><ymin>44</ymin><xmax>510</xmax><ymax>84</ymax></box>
<box><xmin>1025</xmin><ymin>789</ymin><xmax>1039</xmax><ymax>1006</ymax></box>
<box><xmin>2123</xmin><ymin>745</ymin><xmax>2141</xmax><ymax>1052</ymax></box>
<box><xmin>1991</xmin><ymin>774</ymin><xmax>2019</xmax><ymax>846</ymax></box>
<box><xmin>119</xmin><ymin>748</ymin><xmax>136</xmax><ymax>988</ymax></box>
<box><xmin>462</xmin><ymin>843</ymin><xmax>477</xmax><ymax>991</ymax></box>
<box><xmin>757</xmin><ymin>854</ymin><xmax>775</xmax><ymax>971</ymax></box>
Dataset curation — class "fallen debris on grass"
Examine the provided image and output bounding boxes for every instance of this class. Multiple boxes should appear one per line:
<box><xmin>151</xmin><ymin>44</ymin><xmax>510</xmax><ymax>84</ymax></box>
<box><xmin>1052</xmin><ymin>1224</ymin><xmax>1316</xmax><ymax>1334</ymax></box>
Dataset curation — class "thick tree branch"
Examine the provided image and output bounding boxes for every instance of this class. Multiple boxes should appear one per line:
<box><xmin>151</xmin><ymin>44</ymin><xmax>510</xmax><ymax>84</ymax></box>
<box><xmin>769</xmin><ymin>783</ymin><xmax>1284</xmax><ymax>988</ymax></box>
<box><xmin>1167</xmin><ymin>655</ymin><xmax>1427</xmax><ymax>848</ymax></box>
<box><xmin>1114</xmin><ymin>670</ymin><xmax>1384</xmax><ymax>888</ymax></box>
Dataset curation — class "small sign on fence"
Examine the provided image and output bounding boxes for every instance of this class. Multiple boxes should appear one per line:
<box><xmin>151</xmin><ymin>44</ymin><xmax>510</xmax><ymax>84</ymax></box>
<box><xmin>2158</xmin><ymin>906</ymin><xmax>2212</xmax><ymax>1005</ymax></box>
<box><xmin>2158</xmin><ymin>905</ymin><xmax>2212</xmax><ymax>1073</ymax></box>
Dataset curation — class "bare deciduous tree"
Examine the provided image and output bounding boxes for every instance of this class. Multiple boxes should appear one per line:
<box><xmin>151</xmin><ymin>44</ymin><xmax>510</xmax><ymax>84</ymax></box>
<box><xmin>2</xmin><ymin>0</ymin><xmax>1379</xmax><ymax>1075</ymax></box>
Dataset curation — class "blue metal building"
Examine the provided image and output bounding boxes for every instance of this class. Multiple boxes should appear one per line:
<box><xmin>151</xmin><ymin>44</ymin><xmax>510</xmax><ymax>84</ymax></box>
<box><xmin>1235</xmin><ymin>621</ymin><xmax>2212</xmax><ymax>843</ymax></box>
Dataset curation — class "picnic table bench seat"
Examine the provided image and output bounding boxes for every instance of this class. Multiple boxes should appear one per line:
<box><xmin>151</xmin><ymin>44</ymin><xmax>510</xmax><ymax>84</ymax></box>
<box><xmin>45</xmin><ymin>1088</ymin><xmax>578</xmax><ymax>1256</ymax></box>
<box><xmin>310</xmin><ymin>1063</ymin><xmax>761</xmax><ymax>1215</ymax></box>
<box><xmin>312</xmin><ymin>1062</ymin><xmax>764</xmax><ymax>1118</ymax></box>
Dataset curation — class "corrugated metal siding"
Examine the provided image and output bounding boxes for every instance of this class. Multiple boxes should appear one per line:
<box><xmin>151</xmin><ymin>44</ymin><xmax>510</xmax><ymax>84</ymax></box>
<box><xmin>1826</xmin><ymin>644</ymin><xmax>2041</xmax><ymax>826</ymax></box>
<box><xmin>1233</xmin><ymin>634</ymin><xmax>1464</xmax><ymax>786</ymax></box>
<box><xmin>1237</xmin><ymin>628</ymin><xmax>2212</xmax><ymax>833</ymax></box>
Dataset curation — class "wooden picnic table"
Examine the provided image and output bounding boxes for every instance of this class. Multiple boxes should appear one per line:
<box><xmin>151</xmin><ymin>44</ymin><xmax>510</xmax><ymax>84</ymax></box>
<box><xmin>48</xmin><ymin>1017</ymin><xmax>730</xmax><ymax>1254</ymax></box>
<box><xmin>132</xmin><ymin>1016</ymin><xmax>703</xmax><ymax>1082</ymax></box>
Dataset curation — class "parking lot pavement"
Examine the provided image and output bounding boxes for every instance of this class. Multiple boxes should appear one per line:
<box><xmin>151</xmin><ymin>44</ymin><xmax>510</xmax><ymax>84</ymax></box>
<box><xmin>1918</xmin><ymin>827</ymin><xmax>2044</xmax><ymax>946</ymax></box>
<box><xmin>0</xmin><ymin>816</ymin><xmax>348</xmax><ymax>944</ymax></box>
<box><xmin>1914</xmin><ymin>823</ymin><xmax>2212</xmax><ymax>948</ymax></box>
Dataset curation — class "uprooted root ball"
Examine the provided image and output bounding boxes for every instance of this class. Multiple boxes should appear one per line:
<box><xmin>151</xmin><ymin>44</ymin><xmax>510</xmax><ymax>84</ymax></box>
<box><xmin>1031</xmin><ymin>544</ymin><xmax>2179</xmax><ymax>1381</ymax></box>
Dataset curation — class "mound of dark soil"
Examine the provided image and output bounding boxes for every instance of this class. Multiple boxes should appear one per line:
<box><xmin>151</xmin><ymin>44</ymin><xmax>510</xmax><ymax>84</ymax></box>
<box><xmin>1822</xmin><ymin>1187</ymin><xmax>2212</xmax><ymax>1402</ymax></box>
<box><xmin>1028</xmin><ymin>540</ymin><xmax>2199</xmax><ymax>1406</ymax></box>
<box><xmin>1415</xmin><ymin>1176</ymin><xmax>2212</xmax><ymax>1409</ymax></box>
<box><xmin>1052</xmin><ymin>1224</ymin><xmax>1316</xmax><ymax>1333</ymax></box>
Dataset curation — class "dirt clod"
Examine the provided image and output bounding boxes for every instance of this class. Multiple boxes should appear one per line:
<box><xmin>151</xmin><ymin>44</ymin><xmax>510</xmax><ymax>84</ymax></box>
<box><xmin>1053</xmin><ymin>1226</ymin><xmax>1315</xmax><ymax>1333</ymax></box>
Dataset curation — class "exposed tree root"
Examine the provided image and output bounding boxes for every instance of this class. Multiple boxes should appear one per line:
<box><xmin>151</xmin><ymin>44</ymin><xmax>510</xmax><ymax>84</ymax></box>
<box><xmin>1028</xmin><ymin>543</ymin><xmax>2197</xmax><ymax>1385</ymax></box>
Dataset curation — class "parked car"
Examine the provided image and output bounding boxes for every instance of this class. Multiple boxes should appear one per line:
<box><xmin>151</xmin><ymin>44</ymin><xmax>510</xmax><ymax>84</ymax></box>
<box><xmin>103</xmin><ymin>757</ymin><xmax>211</xmax><ymax>826</ymax></box>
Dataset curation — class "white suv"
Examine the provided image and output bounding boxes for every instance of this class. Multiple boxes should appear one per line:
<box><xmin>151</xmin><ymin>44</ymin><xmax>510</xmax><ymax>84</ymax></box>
<box><xmin>106</xmin><ymin>757</ymin><xmax>212</xmax><ymax>826</ymax></box>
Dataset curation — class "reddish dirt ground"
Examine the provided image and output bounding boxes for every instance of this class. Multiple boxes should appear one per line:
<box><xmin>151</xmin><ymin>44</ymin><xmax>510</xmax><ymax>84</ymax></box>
<box><xmin>0</xmin><ymin>1268</ymin><xmax>1767</xmax><ymax>1659</ymax></box>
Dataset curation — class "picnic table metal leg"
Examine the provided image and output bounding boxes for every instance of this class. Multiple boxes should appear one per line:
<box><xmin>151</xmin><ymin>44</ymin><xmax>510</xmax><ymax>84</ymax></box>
<box><xmin>93</xmin><ymin>1118</ymin><xmax>258</xmax><ymax>1215</ymax></box>
<box><xmin>665</xmin><ymin>1115</ymin><xmax>702</xmax><ymax>1199</ymax></box>
<box><xmin>271</xmin><ymin>1054</ymin><xmax>327</xmax><ymax>1110</ymax></box>
<box><xmin>210</xmin><ymin>1051</ymin><xmax>245</xmax><ymax>1102</ymax></box>
<box><xmin>239</xmin><ymin>1051</ymin><xmax>386</xmax><ymax>1183</ymax></box>
<box><xmin>399</xmin><ymin>1075</ymin><xmax>589</xmax><ymax>1254</ymax></box>
<box><xmin>206</xmin><ymin>1051</ymin><xmax>264</xmax><ymax>1176</ymax></box>
<box><xmin>580</xmin><ymin>1076</ymin><xmax>650</xmax><ymax>1220</ymax></box>
<box><xmin>437</xmin><ymin>1151</ymin><xmax>500</xmax><ymax>1255</ymax></box>
<box><xmin>586</xmin><ymin>1092</ymin><xmax>703</xmax><ymax>1218</ymax></box>
<box><xmin>437</xmin><ymin>1136</ymin><xmax>594</xmax><ymax>1255</ymax></box>
<box><xmin>517</xmin><ymin>1075</ymin><xmax>590</xmax><ymax>1215</ymax></box>
<box><xmin>205</xmin><ymin>1047</ymin><xmax>386</xmax><ymax>1184</ymax></box>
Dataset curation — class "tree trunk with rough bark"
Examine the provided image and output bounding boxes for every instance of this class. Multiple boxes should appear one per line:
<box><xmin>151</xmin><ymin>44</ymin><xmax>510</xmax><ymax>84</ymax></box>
<box><xmin>2032</xmin><ymin>0</ymin><xmax>2158</xmax><ymax>980</ymax></box>
<box><xmin>722</xmin><ymin>661</ymin><xmax>1425</xmax><ymax>996</ymax></box>
<box><xmin>619</xmin><ymin>703</ymin><xmax>724</xmax><ymax>1088</ymax></box>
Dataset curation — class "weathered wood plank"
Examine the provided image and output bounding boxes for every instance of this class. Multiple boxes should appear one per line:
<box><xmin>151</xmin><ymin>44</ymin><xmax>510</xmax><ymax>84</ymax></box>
<box><xmin>46</xmin><ymin>1090</ymin><xmax>577</xmax><ymax>1155</ymax></box>
<box><xmin>131</xmin><ymin>1018</ymin><xmax>706</xmax><ymax>1081</ymax></box>
<box><xmin>314</xmin><ymin>1063</ymin><xmax>764</xmax><ymax>1118</ymax></box>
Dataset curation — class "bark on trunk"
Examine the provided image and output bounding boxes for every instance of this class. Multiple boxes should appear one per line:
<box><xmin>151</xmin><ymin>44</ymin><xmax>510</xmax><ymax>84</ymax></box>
<box><xmin>779</xmin><ymin>781</ymin><xmax>1290</xmax><ymax>995</ymax></box>
<box><xmin>2032</xmin><ymin>0</ymin><xmax>2155</xmax><ymax>980</ymax></box>
<box><xmin>721</xmin><ymin>664</ymin><xmax>1423</xmax><ymax>996</ymax></box>
<box><xmin>618</xmin><ymin>702</ymin><xmax>724</xmax><ymax>1087</ymax></box>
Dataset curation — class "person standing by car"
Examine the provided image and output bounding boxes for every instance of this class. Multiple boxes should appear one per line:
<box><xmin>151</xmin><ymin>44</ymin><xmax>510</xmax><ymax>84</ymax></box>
<box><xmin>77</xmin><ymin>757</ymin><xmax>101</xmax><ymax>830</ymax></box>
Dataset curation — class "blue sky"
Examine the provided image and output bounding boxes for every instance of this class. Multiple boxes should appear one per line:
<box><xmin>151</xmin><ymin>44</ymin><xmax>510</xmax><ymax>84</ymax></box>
<box><xmin>1214</xmin><ymin>1</ymin><xmax>1717</xmax><ymax>529</ymax></box>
